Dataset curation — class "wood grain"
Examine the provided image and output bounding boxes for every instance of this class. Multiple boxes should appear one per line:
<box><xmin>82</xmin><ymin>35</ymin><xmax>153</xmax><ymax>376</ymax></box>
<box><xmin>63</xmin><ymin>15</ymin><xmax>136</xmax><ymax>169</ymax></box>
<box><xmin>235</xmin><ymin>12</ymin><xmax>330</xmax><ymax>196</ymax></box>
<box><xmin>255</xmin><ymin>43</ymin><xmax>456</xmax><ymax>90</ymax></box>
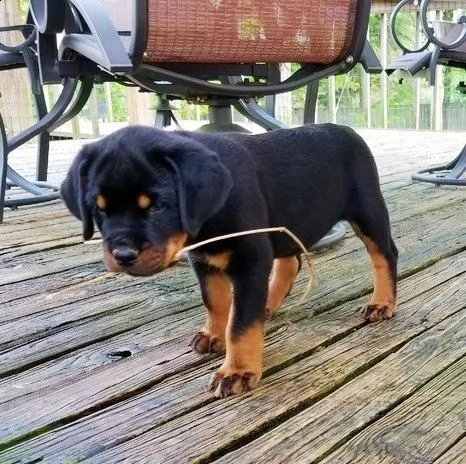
<box><xmin>432</xmin><ymin>439</ymin><xmax>466</xmax><ymax>464</ymax></box>
<box><xmin>319</xmin><ymin>356</ymin><xmax>466</xmax><ymax>464</ymax></box>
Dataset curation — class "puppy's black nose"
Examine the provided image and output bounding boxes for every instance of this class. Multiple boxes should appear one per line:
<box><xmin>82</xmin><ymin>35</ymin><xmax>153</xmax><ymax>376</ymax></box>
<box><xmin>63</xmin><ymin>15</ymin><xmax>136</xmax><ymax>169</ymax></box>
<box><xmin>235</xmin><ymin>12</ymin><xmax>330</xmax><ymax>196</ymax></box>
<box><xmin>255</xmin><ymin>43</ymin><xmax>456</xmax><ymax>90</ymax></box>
<box><xmin>112</xmin><ymin>247</ymin><xmax>139</xmax><ymax>267</ymax></box>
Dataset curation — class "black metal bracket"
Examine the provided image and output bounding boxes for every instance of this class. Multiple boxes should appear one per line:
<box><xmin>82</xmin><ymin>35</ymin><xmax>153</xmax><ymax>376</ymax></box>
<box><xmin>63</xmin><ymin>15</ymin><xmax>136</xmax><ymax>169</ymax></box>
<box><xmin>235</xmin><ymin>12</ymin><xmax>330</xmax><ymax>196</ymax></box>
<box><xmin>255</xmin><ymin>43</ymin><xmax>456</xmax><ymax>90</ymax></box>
<box><xmin>389</xmin><ymin>0</ymin><xmax>466</xmax><ymax>186</ymax></box>
<box><xmin>412</xmin><ymin>145</ymin><xmax>466</xmax><ymax>186</ymax></box>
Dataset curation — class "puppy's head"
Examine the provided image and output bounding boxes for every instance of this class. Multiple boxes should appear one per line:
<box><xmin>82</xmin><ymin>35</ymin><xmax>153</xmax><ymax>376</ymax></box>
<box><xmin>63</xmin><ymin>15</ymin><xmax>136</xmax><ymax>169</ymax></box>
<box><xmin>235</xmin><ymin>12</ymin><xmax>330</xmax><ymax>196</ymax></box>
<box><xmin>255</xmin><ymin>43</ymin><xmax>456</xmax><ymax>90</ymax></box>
<box><xmin>61</xmin><ymin>126</ymin><xmax>232</xmax><ymax>275</ymax></box>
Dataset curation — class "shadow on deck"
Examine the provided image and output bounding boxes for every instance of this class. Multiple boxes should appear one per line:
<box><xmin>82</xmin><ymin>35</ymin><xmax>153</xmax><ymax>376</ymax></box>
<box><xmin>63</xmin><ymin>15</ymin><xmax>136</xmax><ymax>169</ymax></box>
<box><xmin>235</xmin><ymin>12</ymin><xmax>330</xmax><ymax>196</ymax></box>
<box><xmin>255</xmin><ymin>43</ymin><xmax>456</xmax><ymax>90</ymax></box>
<box><xmin>0</xmin><ymin>129</ymin><xmax>465</xmax><ymax>463</ymax></box>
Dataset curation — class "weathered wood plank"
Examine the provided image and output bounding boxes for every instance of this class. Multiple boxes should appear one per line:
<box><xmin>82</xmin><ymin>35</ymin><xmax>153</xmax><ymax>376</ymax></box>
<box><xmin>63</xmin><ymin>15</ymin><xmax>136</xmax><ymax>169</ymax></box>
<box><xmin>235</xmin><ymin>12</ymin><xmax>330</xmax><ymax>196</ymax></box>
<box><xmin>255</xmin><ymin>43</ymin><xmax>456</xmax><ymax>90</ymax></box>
<box><xmin>0</xmin><ymin>173</ymin><xmax>457</xmax><ymax>250</ymax></box>
<box><xmin>1</xmin><ymin>200</ymin><xmax>65</xmax><ymax>224</ymax></box>
<box><xmin>1</xmin><ymin>162</ymin><xmax>464</xmax><ymax>333</ymax></box>
<box><xmin>0</xmin><ymin>258</ymin><xmax>463</xmax><ymax>461</ymax></box>
<box><xmin>0</xmin><ymin>249</ymin><xmax>102</xmax><ymax>286</ymax></box>
<box><xmin>0</xmin><ymin>252</ymin><xmax>460</xmax><ymax>402</ymax></box>
<box><xmin>1</xmin><ymin>128</ymin><xmax>463</xmax><ymax>248</ymax></box>
<box><xmin>1</xmin><ymin>181</ymin><xmax>457</xmax><ymax>266</ymax></box>
<box><xmin>214</xmin><ymin>310</ymin><xmax>466</xmax><ymax>464</ymax></box>
<box><xmin>0</xmin><ymin>264</ymin><xmax>101</xmax><ymax>306</ymax></box>
<box><xmin>0</xmin><ymin>280</ymin><xmax>201</xmax><ymax>376</ymax></box>
<box><xmin>69</xmin><ymin>276</ymin><xmax>464</xmax><ymax>464</ymax></box>
<box><xmin>318</xmin><ymin>357</ymin><xmax>466</xmax><ymax>464</ymax></box>
<box><xmin>0</xmin><ymin>260</ymin><xmax>195</xmax><ymax>319</ymax></box>
<box><xmin>432</xmin><ymin>439</ymin><xmax>466</xmax><ymax>464</ymax></box>
<box><xmin>2</xmin><ymin>203</ymin><xmax>81</xmax><ymax>231</ymax></box>
<box><xmin>3</xmin><ymin>188</ymin><xmax>464</xmax><ymax>319</ymax></box>
<box><xmin>1</xmin><ymin>163</ymin><xmax>463</xmax><ymax>300</ymax></box>
<box><xmin>0</xmin><ymin>235</ymin><xmax>90</xmax><ymax>263</ymax></box>
<box><xmin>0</xmin><ymin>212</ymin><xmax>78</xmax><ymax>240</ymax></box>
<box><xmin>0</xmin><ymin>180</ymin><xmax>420</xmax><ymax>252</ymax></box>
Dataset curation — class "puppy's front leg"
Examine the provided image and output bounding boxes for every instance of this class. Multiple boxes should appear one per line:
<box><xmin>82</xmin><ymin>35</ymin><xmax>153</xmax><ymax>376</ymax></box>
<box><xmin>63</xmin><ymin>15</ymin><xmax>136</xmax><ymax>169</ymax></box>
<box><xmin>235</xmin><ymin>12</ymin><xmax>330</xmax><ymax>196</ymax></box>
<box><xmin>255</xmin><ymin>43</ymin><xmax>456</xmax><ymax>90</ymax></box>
<box><xmin>190</xmin><ymin>261</ymin><xmax>232</xmax><ymax>354</ymax></box>
<box><xmin>210</xmin><ymin>255</ymin><xmax>271</xmax><ymax>398</ymax></box>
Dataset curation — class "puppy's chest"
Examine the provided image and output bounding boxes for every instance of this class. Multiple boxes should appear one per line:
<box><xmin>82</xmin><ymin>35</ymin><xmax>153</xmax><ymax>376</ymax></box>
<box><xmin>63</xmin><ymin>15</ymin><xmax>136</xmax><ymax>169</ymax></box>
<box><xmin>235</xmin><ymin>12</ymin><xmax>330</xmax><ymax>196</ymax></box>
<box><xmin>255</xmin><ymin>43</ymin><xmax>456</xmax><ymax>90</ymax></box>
<box><xmin>202</xmin><ymin>251</ymin><xmax>231</xmax><ymax>270</ymax></box>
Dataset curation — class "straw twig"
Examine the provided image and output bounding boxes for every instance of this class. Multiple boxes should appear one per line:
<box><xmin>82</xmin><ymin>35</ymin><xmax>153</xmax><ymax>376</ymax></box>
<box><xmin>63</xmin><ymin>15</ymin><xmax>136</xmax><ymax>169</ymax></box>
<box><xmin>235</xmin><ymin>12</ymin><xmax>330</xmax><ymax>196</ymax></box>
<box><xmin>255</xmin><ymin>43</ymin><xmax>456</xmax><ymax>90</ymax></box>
<box><xmin>178</xmin><ymin>226</ymin><xmax>315</xmax><ymax>306</ymax></box>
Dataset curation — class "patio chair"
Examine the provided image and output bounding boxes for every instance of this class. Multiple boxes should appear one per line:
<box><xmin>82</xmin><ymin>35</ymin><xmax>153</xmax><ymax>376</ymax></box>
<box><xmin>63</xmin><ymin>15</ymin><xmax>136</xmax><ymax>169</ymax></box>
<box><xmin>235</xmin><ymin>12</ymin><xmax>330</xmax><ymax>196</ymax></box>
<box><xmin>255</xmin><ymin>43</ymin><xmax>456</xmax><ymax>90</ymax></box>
<box><xmin>386</xmin><ymin>0</ymin><xmax>466</xmax><ymax>186</ymax></box>
<box><xmin>0</xmin><ymin>20</ymin><xmax>94</xmax><ymax>220</ymax></box>
<box><xmin>1</xmin><ymin>0</ymin><xmax>372</xmax><ymax>248</ymax></box>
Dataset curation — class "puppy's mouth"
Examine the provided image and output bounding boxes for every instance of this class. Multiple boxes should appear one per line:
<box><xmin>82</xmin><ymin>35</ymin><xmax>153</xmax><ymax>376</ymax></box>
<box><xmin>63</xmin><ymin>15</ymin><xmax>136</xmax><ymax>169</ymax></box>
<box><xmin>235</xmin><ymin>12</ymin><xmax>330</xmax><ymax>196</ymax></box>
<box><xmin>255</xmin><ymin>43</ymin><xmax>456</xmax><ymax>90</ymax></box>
<box><xmin>103</xmin><ymin>233</ymin><xmax>187</xmax><ymax>276</ymax></box>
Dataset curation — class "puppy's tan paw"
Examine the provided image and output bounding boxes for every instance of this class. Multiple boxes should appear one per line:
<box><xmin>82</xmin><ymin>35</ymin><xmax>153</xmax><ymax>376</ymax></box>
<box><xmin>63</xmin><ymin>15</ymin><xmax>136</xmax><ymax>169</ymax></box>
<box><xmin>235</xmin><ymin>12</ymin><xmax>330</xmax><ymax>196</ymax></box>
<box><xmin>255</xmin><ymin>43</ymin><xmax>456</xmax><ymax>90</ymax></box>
<box><xmin>209</xmin><ymin>367</ymin><xmax>261</xmax><ymax>398</ymax></box>
<box><xmin>361</xmin><ymin>303</ymin><xmax>397</xmax><ymax>322</ymax></box>
<box><xmin>265</xmin><ymin>307</ymin><xmax>275</xmax><ymax>320</ymax></box>
<box><xmin>190</xmin><ymin>331</ymin><xmax>225</xmax><ymax>354</ymax></box>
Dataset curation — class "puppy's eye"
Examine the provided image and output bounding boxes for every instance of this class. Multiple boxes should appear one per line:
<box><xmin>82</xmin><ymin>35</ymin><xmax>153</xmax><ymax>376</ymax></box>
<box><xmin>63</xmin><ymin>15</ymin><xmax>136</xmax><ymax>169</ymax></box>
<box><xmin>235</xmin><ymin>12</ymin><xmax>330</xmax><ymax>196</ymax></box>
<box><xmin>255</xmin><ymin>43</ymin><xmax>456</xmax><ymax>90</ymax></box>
<box><xmin>96</xmin><ymin>194</ymin><xmax>107</xmax><ymax>211</ymax></box>
<box><xmin>137</xmin><ymin>193</ymin><xmax>152</xmax><ymax>210</ymax></box>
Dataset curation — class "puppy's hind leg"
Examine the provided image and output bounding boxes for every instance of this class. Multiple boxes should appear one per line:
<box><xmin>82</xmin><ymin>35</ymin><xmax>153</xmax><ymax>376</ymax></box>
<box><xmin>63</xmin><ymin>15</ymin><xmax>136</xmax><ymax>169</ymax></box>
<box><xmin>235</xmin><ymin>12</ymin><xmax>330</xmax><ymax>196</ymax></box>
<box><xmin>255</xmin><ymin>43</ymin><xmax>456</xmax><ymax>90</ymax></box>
<box><xmin>266</xmin><ymin>255</ymin><xmax>301</xmax><ymax>318</ymax></box>
<box><xmin>349</xmin><ymin>196</ymin><xmax>398</xmax><ymax>322</ymax></box>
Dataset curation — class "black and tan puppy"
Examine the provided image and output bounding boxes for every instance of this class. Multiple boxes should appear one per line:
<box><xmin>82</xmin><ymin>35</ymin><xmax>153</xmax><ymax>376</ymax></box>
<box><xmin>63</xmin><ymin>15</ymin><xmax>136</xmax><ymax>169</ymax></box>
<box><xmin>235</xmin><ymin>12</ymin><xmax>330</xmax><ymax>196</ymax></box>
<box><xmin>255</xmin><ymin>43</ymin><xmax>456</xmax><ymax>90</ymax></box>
<box><xmin>61</xmin><ymin>124</ymin><xmax>398</xmax><ymax>398</ymax></box>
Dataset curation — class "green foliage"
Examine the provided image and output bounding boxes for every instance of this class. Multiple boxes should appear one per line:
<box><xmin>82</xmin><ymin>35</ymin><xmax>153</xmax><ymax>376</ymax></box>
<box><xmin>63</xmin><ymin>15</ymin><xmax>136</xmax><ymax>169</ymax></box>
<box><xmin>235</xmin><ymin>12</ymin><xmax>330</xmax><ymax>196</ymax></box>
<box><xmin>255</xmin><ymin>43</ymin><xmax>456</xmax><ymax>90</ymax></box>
<box><xmin>108</xmin><ymin>84</ymin><xmax>129</xmax><ymax>122</ymax></box>
<box><xmin>310</xmin><ymin>9</ymin><xmax>465</xmax><ymax>128</ymax></box>
<box><xmin>444</xmin><ymin>68</ymin><xmax>466</xmax><ymax>103</ymax></box>
<box><xmin>19</xmin><ymin>0</ymin><xmax>28</xmax><ymax>18</ymax></box>
<box><xmin>175</xmin><ymin>101</ymin><xmax>209</xmax><ymax>120</ymax></box>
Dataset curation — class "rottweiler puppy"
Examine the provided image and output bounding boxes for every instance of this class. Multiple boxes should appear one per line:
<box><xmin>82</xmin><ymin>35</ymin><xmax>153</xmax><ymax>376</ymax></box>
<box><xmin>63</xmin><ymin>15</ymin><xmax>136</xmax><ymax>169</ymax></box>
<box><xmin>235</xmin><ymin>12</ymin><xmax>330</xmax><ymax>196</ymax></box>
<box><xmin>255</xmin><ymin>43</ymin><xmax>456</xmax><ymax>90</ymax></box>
<box><xmin>61</xmin><ymin>124</ymin><xmax>398</xmax><ymax>398</ymax></box>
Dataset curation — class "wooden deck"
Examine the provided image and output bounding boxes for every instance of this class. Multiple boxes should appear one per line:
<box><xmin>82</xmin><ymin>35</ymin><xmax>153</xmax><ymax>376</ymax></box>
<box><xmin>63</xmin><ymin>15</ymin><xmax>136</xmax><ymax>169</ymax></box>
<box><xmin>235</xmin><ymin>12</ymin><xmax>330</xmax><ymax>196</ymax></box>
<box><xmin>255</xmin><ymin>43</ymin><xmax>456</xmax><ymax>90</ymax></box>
<box><xmin>1</xmin><ymin>129</ymin><xmax>465</xmax><ymax>463</ymax></box>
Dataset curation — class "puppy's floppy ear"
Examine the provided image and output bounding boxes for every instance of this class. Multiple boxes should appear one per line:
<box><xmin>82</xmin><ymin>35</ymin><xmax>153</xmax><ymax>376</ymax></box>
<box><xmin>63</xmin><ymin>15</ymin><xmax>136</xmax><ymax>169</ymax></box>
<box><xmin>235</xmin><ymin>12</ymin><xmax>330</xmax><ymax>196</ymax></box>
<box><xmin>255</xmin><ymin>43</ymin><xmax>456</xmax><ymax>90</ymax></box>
<box><xmin>60</xmin><ymin>145</ymin><xmax>95</xmax><ymax>241</ymax></box>
<box><xmin>164</xmin><ymin>142</ymin><xmax>233</xmax><ymax>237</ymax></box>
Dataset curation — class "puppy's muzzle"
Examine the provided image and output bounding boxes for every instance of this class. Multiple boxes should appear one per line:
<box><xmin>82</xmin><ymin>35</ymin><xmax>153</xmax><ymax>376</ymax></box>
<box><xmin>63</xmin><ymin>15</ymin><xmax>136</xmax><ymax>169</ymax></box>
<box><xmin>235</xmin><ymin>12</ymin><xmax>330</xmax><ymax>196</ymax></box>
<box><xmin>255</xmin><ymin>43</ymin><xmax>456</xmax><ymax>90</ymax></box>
<box><xmin>103</xmin><ymin>233</ymin><xmax>188</xmax><ymax>276</ymax></box>
<box><xmin>112</xmin><ymin>246</ymin><xmax>139</xmax><ymax>267</ymax></box>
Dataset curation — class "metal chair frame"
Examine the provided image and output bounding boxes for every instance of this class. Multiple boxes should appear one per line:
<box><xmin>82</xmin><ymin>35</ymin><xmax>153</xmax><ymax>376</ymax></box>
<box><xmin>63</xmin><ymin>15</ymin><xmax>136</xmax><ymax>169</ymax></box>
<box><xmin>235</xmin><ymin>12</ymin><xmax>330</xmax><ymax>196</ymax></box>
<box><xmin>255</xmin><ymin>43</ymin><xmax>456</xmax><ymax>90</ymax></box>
<box><xmin>1</xmin><ymin>0</ymin><xmax>373</xmax><ymax>252</ymax></box>
<box><xmin>388</xmin><ymin>0</ymin><xmax>466</xmax><ymax>186</ymax></box>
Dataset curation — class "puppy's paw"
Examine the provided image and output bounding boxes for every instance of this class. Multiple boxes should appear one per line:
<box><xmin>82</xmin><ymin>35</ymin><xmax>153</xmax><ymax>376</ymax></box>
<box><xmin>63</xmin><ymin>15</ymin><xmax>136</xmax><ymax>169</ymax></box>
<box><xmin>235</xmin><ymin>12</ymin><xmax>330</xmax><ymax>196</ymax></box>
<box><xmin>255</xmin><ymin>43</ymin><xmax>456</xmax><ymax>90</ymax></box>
<box><xmin>190</xmin><ymin>330</ymin><xmax>225</xmax><ymax>354</ymax></box>
<box><xmin>361</xmin><ymin>303</ymin><xmax>397</xmax><ymax>322</ymax></box>
<box><xmin>209</xmin><ymin>366</ymin><xmax>261</xmax><ymax>398</ymax></box>
<box><xmin>265</xmin><ymin>307</ymin><xmax>275</xmax><ymax>320</ymax></box>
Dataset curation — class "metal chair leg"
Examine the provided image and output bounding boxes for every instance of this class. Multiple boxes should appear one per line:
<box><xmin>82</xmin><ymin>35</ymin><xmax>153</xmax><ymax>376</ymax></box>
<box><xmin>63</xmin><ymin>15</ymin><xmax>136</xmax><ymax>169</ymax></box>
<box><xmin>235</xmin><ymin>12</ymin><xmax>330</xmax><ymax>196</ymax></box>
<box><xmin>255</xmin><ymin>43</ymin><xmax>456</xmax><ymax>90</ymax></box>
<box><xmin>34</xmin><ymin>76</ymin><xmax>94</xmax><ymax>183</ymax></box>
<box><xmin>0</xmin><ymin>111</ymin><xmax>8</xmax><ymax>223</ymax></box>
<box><xmin>312</xmin><ymin>222</ymin><xmax>346</xmax><ymax>251</ymax></box>
<box><xmin>48</xmin><ymin>76</ymin><xmax>94</xmax><ymax>132</ymax></box>
<box><xmin>2</xmin><ymin>77</ymin><xmax>80</xmax><ymax>215</ymax></box>
<box><xmin>303</xmin><ymin>81</ymin><xmax>319</xmax><ymax>125</ymax></box>
<box><xmin>412</xmin><ymin>145</ymin><xmax>466</xmax><ymax>186</ymax></box>
<box><xmin>34</xmin><ymin>89</ymin><xmax>51</xmax><ymax>182</ymax></box>
<box><xmin>233</xmin><ymin>99</ymin><xmax>287</xmax><ymax>131</ymax></box>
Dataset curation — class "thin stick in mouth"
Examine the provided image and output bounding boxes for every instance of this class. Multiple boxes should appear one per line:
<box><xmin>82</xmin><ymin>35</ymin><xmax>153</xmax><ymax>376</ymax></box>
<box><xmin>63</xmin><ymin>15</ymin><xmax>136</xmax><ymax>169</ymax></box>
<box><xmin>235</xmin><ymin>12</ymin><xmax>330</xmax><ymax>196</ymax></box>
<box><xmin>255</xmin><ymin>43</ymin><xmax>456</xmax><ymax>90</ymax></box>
<box><xmin>84</xmin><ymin>227</ymin><xmax>316</xmax><ymax>308</ymax></box>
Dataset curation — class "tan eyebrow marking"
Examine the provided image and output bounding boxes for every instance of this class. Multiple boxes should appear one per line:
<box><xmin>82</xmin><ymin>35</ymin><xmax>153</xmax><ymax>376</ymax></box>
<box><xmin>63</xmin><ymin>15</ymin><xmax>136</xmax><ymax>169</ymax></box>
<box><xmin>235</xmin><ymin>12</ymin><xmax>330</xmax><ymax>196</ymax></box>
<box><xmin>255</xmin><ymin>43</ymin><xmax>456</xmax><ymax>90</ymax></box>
<box><xmin>137</xmin><ymin>193</ymin><xmax>152</xmax><ymax>210</ymax></box>
<box><xmin>96</xmin><ymin>194</ymin><xmax>107</xmax><ymax>211</ymax></box>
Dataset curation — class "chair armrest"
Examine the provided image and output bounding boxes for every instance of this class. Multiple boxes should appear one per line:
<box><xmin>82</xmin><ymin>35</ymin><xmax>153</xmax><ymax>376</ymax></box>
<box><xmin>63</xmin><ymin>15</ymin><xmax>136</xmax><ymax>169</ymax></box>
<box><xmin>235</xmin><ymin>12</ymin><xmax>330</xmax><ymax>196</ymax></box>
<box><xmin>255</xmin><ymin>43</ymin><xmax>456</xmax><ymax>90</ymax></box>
<box><xmin>59</xmin><ymin>34</ymin><xmax>132</xmax><ymax>73</ymax></box>
<box><xmin>58</xmin><ymin>0</ymin><xmax>132</xmax><ymax>73</ymax></box>
<box><xmin>360</xmin><ymin>40</ymin><xmax>383</xmax><ymax>74</ymax></box>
